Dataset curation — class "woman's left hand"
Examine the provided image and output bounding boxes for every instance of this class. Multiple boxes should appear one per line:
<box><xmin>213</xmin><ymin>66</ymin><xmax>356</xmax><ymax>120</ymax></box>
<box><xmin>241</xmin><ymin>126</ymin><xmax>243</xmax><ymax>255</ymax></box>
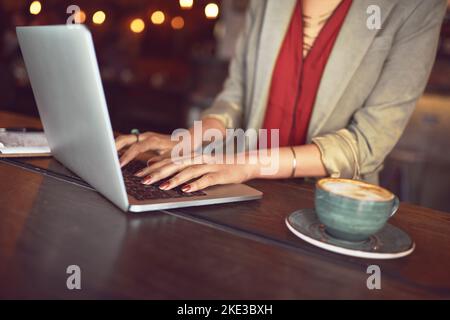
<box><xmin>133</xmin><ymin>154</ymin><xmax>261</xmax><ymax>193</ymax></box>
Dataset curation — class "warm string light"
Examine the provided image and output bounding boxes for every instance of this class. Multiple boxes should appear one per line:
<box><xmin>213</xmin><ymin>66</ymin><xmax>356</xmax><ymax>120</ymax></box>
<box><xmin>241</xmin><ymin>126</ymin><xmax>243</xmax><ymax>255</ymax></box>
<box><xmin>171</xmin><ymin>16</ymin><xmax>185</xmax><ymax>30</ymax></box>
<box><xmin>130</xmin><ymin>18</ymin><xmax>145</xmax><ymax>33</ymax></box>
<box><xmin>151</xmin><ymin>11</ymin><xmax>165</xmax><ymax>25</ymax></box>
<box><xmin>29</xmin><ymin>1</ymin><xmax>42</xmax><ymax>15</ymax></box>
<box><xmin>74</xmin><ymin>10</ymin><xmax>86</xmax><ymax>24</ymax></box>
<box><xmin>92</xmin><ymin>10</ymin><xmax>106</xmax><ymax>25</ymax></box>
<box><xmin>25</xmin><ymin>2</ymin><xmax>217</xmax><ymax>30</ymax></box>
<box><xmin>179</xmin><ymin>0</ymin><xmax>194</xmax><ymax>10</ymax></box>
<box><xmin>205</xmin><ymin>3</ymin><xmax>219</xmax><ymax>19</ymax></box>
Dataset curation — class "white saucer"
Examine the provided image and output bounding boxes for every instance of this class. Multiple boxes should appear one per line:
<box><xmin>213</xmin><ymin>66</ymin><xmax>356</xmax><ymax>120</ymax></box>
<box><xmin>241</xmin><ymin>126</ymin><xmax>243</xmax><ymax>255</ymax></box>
<box><xmin>286</xmin><ymin>209</ymin><xmax>415</xmax><ymax>260</ymax></box>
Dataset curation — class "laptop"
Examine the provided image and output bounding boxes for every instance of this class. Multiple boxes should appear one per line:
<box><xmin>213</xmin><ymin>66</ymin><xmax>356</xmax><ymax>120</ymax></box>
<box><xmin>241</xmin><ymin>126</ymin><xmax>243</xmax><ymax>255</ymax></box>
<box><xmin>16</xmin><ymin>25</ymin><xmax>262</xmax><ymax>212</ymax></box>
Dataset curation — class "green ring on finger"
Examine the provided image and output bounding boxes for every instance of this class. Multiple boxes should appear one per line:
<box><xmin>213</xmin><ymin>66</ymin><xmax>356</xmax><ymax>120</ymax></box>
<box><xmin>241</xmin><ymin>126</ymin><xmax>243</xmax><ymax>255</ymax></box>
<box><xmin>131</xmin><ymin>129</ymin><xmax>140</xmax><ymax>143</ymax></box>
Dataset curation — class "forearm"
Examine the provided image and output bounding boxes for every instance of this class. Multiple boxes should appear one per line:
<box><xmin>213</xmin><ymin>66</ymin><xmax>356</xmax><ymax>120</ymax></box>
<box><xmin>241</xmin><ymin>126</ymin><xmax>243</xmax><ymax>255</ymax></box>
<box><xmin>197</xmin><ymin>117</ymin><xmax>227</xmax><ymax>136</ymax></box>
<box><xmin>252</xmin><ymin>144</ymin><xmax>328</xmax><ymax>180</ymax></box>
<box><xmin>184</xmin><ymin>117</ymin><xmax>226</xmax><ymax>150</ymax></box>
<box><xmin>189</xmin><ymin>119</ymin><xmax>328</xmax><ymax>180</ymax></box>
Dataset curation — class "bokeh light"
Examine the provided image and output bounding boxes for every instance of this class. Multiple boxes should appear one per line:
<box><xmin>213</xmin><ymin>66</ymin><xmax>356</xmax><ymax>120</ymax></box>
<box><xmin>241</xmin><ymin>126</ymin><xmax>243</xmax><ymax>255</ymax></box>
<box><xmin>179</xmin><ymin>0</ymin><xmax>194</xmax><ymax>10</ymax></box>
<box><xmin>205</xmin><ymin>3</ymin><xmax>219</xmax><ymax>19</ymax></box>
<box><xmin>92</xmin><ymin>11</ymin><xmax>106</xmax><ymax>25</ymax></box>
<box><xmin>151</xmin><ymin>11</ymin><xmax>165</xmax><ymax>25</ymax></box>
<box><xmin>74</xmin><ymin>10</ymin><xmax>86</xmax><ymax>24</ymax></box>
<box><xmin>130</xmin><ymin>18</ymin><xmax>145</xmax><ymax>33</ymax></box>
<box><xmin>171</xmin><ymin>16</ymin><xmax>185</xmax><ymax>30</ymax></box>
<box><xmin>29</xmin><ymin>1</ymin><xmax>42</xmax><ymax>15</ymax></box>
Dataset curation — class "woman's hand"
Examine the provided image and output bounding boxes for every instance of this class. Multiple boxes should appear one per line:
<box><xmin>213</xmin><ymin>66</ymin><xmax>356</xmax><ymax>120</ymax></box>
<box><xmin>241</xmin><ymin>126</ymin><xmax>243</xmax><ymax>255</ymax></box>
<box><xmin>115</xmin><ymin>118</ymin><xmax>227</xmax><ymax>168</ymax></box>
<box><xmin>115</xmin><ymin>132</ymin><xmax>176</xmax><ymax>168</ymax></box>
<box><xmin>134</xmin><ymin>154</ymin><xmax>261</xmax><ymax>193</ymax></box>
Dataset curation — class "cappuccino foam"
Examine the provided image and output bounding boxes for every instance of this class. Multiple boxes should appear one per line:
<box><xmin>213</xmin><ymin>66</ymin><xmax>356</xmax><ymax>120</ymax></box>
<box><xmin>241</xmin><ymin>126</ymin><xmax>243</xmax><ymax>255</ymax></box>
<box><xmin>319</xmin><ymin>179</ymin><xmax>394</xmax><ymax>202</ymax></box>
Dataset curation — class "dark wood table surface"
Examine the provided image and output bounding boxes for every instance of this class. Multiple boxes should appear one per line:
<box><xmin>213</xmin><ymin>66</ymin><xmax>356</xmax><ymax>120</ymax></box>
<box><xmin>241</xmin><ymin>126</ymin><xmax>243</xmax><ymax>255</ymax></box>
<box><xmin>1</xmin><ymin>111</ymin><xmax>450</xmax><ymax>299</ymax></box>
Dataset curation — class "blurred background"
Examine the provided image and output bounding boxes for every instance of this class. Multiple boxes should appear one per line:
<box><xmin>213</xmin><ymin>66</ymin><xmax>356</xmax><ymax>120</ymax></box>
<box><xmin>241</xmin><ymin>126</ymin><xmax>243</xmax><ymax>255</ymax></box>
<box><xmin>0</xmin><ymin>0</ymin><xmax>449</xmax><ymax>212</ymax></box>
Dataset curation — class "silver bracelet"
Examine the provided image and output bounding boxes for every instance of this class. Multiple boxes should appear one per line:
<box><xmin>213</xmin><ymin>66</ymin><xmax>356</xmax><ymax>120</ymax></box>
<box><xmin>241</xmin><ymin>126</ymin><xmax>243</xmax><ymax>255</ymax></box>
<box><xmin>290</xmin><ymin>147</ymin><xmax>297</xmax><ymax>178</ymax></box>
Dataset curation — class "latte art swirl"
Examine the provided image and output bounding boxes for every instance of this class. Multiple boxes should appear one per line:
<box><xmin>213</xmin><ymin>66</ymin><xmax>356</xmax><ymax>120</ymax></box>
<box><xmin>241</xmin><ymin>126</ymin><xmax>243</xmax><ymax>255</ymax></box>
<box><xmin>319</xmin><ymin>179</ymin><xmax>394</xmax><ymax>202</ymax></box>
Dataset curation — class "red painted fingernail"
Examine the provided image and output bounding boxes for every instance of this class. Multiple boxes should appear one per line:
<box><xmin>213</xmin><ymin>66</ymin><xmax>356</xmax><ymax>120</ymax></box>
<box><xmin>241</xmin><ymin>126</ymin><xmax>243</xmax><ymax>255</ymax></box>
<box><xmin>182</xmin><ymin>185</ymin><xmax>191</xmax><ymax>193</ymax></box>
<box><xmin>159</xmin><ymin>182</ymin><xmax>170</xmax><ymax>190</ymax></box>
<box><xmin>142</xmin><ymin>177</ymin><xmax>153</xmax><ymax>185</ymax></box>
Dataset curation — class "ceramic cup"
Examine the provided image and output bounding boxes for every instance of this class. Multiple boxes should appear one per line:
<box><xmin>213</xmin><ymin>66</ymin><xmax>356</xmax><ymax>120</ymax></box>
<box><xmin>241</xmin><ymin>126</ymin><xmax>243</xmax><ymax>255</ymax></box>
<box><xmin>315</xmin><ymin>178</ymin><xmax>399</xmax><ymax>242</ymax></box>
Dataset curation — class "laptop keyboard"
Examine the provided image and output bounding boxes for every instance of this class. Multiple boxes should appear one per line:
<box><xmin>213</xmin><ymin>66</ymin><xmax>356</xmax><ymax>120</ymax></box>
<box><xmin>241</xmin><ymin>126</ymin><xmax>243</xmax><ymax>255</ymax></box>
<box><xmin>122</xmin><ymin>161</ymin><xmax>206</xmax><ymax>201</ymax></box>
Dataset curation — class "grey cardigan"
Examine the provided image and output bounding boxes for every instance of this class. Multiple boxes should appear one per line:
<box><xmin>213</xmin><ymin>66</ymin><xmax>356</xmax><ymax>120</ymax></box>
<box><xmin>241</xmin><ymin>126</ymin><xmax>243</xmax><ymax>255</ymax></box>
<box><xmin>202</xmin><ymin>0</ymin><xmax>447</xmax><ymax>184</ymax></box>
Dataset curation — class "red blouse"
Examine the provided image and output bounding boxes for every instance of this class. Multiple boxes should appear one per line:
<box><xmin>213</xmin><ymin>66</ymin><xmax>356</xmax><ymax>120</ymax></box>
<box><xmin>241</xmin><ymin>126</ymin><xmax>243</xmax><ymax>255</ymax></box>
<box><xmin>262</xmin><ymin>0</ymin><xmax>353</xmax><ymax>147</ymax></box>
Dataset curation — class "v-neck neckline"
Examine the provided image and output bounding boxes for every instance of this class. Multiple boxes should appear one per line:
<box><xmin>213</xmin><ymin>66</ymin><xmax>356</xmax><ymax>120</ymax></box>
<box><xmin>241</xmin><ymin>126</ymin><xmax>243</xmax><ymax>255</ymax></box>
<box><xmin>301</xmin><ymin>0</ymin><xmax>346</xmax><ymax>63</ymax></box>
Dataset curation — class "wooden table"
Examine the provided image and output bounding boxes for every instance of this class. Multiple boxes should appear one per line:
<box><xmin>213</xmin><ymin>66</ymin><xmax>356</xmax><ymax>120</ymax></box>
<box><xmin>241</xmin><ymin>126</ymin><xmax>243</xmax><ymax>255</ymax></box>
<box><xmin>1</xmin><ymin>111</ymin><xmax>450</xmax><ymax>299</ymax></box>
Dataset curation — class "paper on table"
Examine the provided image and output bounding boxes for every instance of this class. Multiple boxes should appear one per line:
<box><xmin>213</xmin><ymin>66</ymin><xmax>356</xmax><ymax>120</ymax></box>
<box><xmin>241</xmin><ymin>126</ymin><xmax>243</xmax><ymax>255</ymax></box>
<box><xmin>0</xmin><ymin>146</ymin><xmax>51</xmax><ymax>154</ymax></box>
<box><xmin>0</xmin><ymin>132</ymin><xmax>51</xmax><ymax>155</ymax></box>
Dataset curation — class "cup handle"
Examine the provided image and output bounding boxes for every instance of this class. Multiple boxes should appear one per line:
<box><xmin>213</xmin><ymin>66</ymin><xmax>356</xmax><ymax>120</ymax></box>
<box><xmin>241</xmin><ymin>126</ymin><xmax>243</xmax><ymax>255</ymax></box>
<box><xmin>390</xmin><ymin>196</ymin><xmax>400</xmax><ymax>217</ymax></box>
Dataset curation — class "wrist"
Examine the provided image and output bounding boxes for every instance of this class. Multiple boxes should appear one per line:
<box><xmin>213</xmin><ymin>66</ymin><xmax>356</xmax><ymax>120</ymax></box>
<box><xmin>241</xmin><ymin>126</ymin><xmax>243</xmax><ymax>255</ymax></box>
<box><xmin>245</xmin><ymin>151</ymin><xmax>263</xmax><ymax>180</ymax></box>
<box><xmin>186</xmin><ymin>117</ymin><xmax>227</xmax><ymax>152</ymax></box>
<box><xmin>201</xmin><ymin>117</ymin><xmax>227</xmax><ymax>134</ymax></box>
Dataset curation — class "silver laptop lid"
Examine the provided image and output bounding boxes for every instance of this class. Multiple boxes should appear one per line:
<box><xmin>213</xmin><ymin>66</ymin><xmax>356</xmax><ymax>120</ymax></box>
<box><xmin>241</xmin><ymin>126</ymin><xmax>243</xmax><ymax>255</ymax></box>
<box><xmin>17</xmin><ymin>25</ymin><xmax>129</xmax><ymax>211</ymax></box>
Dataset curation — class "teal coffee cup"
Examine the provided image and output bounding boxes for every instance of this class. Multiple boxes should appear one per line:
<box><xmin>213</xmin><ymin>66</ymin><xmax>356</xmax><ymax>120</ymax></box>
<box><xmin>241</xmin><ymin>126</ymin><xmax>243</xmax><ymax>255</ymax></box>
<box><xmin>315</xmin><ymin>178</ymin><xmax>399</xmax><ymax>242</ymax></box>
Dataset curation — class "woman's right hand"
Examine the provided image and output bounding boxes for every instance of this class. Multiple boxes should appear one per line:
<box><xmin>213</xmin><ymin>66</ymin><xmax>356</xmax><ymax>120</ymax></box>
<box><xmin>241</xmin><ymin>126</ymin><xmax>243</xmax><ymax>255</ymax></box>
<box><xmin>115</xmin><ymin>132</ymin><xmax>176</xmax><ymax>168</ymax></box>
